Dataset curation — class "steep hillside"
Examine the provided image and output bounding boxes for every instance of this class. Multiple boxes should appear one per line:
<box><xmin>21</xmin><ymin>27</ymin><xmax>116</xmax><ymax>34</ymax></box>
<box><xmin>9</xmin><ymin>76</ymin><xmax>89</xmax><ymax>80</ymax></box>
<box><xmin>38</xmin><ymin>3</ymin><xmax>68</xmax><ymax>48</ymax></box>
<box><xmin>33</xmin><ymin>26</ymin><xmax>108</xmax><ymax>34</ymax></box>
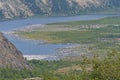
<box><xmin>0</xmin><ymin>0</ymin><xmax>120</xmax><ymax>20</ymax></box>
<box><xmin>0</xmin><ymin>33</ymin><xmax>30</xmax><ymax>69</ymax></box>
<box><xmin>0</xmin><ymin>0</ymin><xmax>33</xmax><ymax>19</ymax></box>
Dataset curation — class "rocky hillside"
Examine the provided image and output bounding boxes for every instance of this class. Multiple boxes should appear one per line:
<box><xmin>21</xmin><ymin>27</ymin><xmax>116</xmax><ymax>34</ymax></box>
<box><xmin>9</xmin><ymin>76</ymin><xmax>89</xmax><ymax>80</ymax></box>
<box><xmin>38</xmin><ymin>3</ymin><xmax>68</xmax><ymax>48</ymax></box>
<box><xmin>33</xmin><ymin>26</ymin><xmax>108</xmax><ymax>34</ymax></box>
<box><xmin>0</xmin><ymin>33</ymin><xmax>30</xmax><ymax>69</ymax></box>
<box><xmin>0</xmin><ymin>0</ymin><xmax>120</xmax><ymax>20</ymax></box>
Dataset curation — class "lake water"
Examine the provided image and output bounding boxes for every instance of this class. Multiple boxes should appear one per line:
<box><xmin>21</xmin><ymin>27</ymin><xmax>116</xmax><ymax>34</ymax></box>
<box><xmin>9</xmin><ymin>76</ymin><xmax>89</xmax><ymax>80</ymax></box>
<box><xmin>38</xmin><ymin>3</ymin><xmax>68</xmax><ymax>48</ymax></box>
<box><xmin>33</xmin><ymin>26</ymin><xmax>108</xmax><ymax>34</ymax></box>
<box><xmin>0</xmin><ymin>14</ymin><xmax>119</xmax><ymax>57</ymax></box>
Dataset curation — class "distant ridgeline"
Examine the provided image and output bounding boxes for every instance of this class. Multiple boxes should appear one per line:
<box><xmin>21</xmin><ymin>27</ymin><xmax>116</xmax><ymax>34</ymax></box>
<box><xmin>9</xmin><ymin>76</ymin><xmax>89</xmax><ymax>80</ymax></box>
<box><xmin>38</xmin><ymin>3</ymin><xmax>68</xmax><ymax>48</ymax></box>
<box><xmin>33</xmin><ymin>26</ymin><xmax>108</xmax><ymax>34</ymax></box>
<box><xmin>0</xmin><ymin>33</ymin><xmax>31</xmax><ymax>69</ymax></box>
<box><xmin>0</xmin><ymin>0</ymin><xmax>120</xmax><ymax>20</ymax></box>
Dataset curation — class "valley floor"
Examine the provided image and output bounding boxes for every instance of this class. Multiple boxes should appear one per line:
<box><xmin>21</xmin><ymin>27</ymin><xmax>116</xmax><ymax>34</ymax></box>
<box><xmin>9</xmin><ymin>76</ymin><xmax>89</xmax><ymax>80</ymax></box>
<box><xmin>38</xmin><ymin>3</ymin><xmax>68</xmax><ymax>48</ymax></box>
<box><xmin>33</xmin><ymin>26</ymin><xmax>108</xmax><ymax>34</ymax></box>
<box><xmin>2</xmin><ymin>16</ymin><xmax>120</xmax><ymax>80</ymax></box>
<box><xmin>16</xmin><ymin>16</ymin><xmax>120</xmax><ymax>60</ymax></box>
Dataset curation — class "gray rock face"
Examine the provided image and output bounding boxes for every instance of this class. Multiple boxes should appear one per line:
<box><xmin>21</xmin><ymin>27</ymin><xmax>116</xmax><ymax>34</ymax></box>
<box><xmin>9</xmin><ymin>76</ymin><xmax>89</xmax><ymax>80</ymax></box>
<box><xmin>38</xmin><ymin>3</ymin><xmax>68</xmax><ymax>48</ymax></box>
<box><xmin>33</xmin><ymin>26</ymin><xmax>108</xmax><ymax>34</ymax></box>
<box><xmin>0</xmin><ymin>0</ymin><xmax>33</xmax><ymax>19</ymax></box>
<box><xmin>0</xmin><ymin>33</ymin><xmax>31</xmax><ymax>69</ymax></box>
<box><xmin>0</xmin><ymin>0</ymin><xmax>120</xmax><ymax>20</ymax></box>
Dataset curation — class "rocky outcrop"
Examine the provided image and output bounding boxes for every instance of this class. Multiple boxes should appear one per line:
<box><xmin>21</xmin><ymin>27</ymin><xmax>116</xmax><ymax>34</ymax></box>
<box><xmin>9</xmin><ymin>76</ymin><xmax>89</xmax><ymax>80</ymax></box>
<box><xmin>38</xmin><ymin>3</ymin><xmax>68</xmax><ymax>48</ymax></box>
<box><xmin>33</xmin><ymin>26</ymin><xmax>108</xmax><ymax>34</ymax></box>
<box><xmin>0</xmin><ymin>33</ymin><xmax>31</xmax><ymax>69</ymax></box>
<box><xmin>0</xmin><ymin>0</ymin><xmax>120</xmax><ymax>20</ymax></box>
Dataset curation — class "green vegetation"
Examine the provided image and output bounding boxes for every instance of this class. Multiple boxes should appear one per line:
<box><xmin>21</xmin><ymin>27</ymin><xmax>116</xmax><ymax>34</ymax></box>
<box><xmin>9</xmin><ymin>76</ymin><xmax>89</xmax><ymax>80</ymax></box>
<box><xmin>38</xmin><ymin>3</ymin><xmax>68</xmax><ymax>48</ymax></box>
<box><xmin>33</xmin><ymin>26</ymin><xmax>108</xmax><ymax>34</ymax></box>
<box><xmin>0</xmin><ymin>49</ymin><xmax>120</xmax><ymax>80</ymax></box>
<box><xmin>49</xmin><ymin>16</ymin><xmax>120</xmax><ymax>25</ymax></box>
<box><xmin>19</xmin><ymin>31</ymin><xmax>100</xmax><ymax>44</ymax></box>
<box><xmin>18</xmin><ymin>16</ymin><xmax>120</xmax><ymax>43</ymax></box>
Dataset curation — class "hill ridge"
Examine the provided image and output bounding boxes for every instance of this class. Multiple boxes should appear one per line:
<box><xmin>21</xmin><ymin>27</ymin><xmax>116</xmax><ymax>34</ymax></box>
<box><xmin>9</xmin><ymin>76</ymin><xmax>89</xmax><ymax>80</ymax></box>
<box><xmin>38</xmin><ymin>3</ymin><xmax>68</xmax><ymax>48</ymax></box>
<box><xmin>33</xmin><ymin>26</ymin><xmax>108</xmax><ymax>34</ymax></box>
<box><xmin>0</xmin><ymin>0</ymin><xmax>120</xmax><ymax>20</ymax></box>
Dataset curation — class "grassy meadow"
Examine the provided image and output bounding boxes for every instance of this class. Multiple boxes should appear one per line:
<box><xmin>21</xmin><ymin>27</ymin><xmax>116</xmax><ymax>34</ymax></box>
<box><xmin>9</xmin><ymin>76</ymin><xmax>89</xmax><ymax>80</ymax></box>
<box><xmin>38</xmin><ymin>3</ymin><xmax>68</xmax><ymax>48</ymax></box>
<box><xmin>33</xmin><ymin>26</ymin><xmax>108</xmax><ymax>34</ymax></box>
<box><xmin>16</xmin><ymin>16</ymin><xmax>120</xmax><ymax>55</ymax></box>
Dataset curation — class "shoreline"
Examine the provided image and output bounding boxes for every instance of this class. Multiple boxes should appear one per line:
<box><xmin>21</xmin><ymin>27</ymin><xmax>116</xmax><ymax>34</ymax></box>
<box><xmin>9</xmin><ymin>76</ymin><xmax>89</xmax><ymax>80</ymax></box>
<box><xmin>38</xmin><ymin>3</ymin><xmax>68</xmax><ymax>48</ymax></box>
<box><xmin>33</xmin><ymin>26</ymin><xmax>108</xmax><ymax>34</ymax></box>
<box><xmin>24</xmin><ymin>55</ymin><xmax>60</xmax><ymax>61</ymax></box>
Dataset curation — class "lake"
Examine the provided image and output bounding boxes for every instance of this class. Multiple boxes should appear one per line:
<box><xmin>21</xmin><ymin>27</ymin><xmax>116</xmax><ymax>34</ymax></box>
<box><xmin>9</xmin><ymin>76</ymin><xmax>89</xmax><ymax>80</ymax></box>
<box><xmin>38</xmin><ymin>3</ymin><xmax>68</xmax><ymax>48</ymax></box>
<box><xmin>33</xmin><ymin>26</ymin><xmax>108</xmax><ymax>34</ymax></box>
<box><xmin>0</xmin><ymin>14</ymin><xmax>119</xmax><ymax>60</ymax></box>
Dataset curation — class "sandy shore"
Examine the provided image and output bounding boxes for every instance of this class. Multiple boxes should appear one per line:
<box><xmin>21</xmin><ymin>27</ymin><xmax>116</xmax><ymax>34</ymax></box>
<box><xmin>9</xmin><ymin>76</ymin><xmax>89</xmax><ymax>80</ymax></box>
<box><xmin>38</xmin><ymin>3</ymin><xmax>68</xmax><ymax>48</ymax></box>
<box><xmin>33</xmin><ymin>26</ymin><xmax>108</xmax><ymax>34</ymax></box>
<box><xmin>24</xmin><ymin>55</ymin><xmax>59</xmax><ymax>60</ymax></box>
